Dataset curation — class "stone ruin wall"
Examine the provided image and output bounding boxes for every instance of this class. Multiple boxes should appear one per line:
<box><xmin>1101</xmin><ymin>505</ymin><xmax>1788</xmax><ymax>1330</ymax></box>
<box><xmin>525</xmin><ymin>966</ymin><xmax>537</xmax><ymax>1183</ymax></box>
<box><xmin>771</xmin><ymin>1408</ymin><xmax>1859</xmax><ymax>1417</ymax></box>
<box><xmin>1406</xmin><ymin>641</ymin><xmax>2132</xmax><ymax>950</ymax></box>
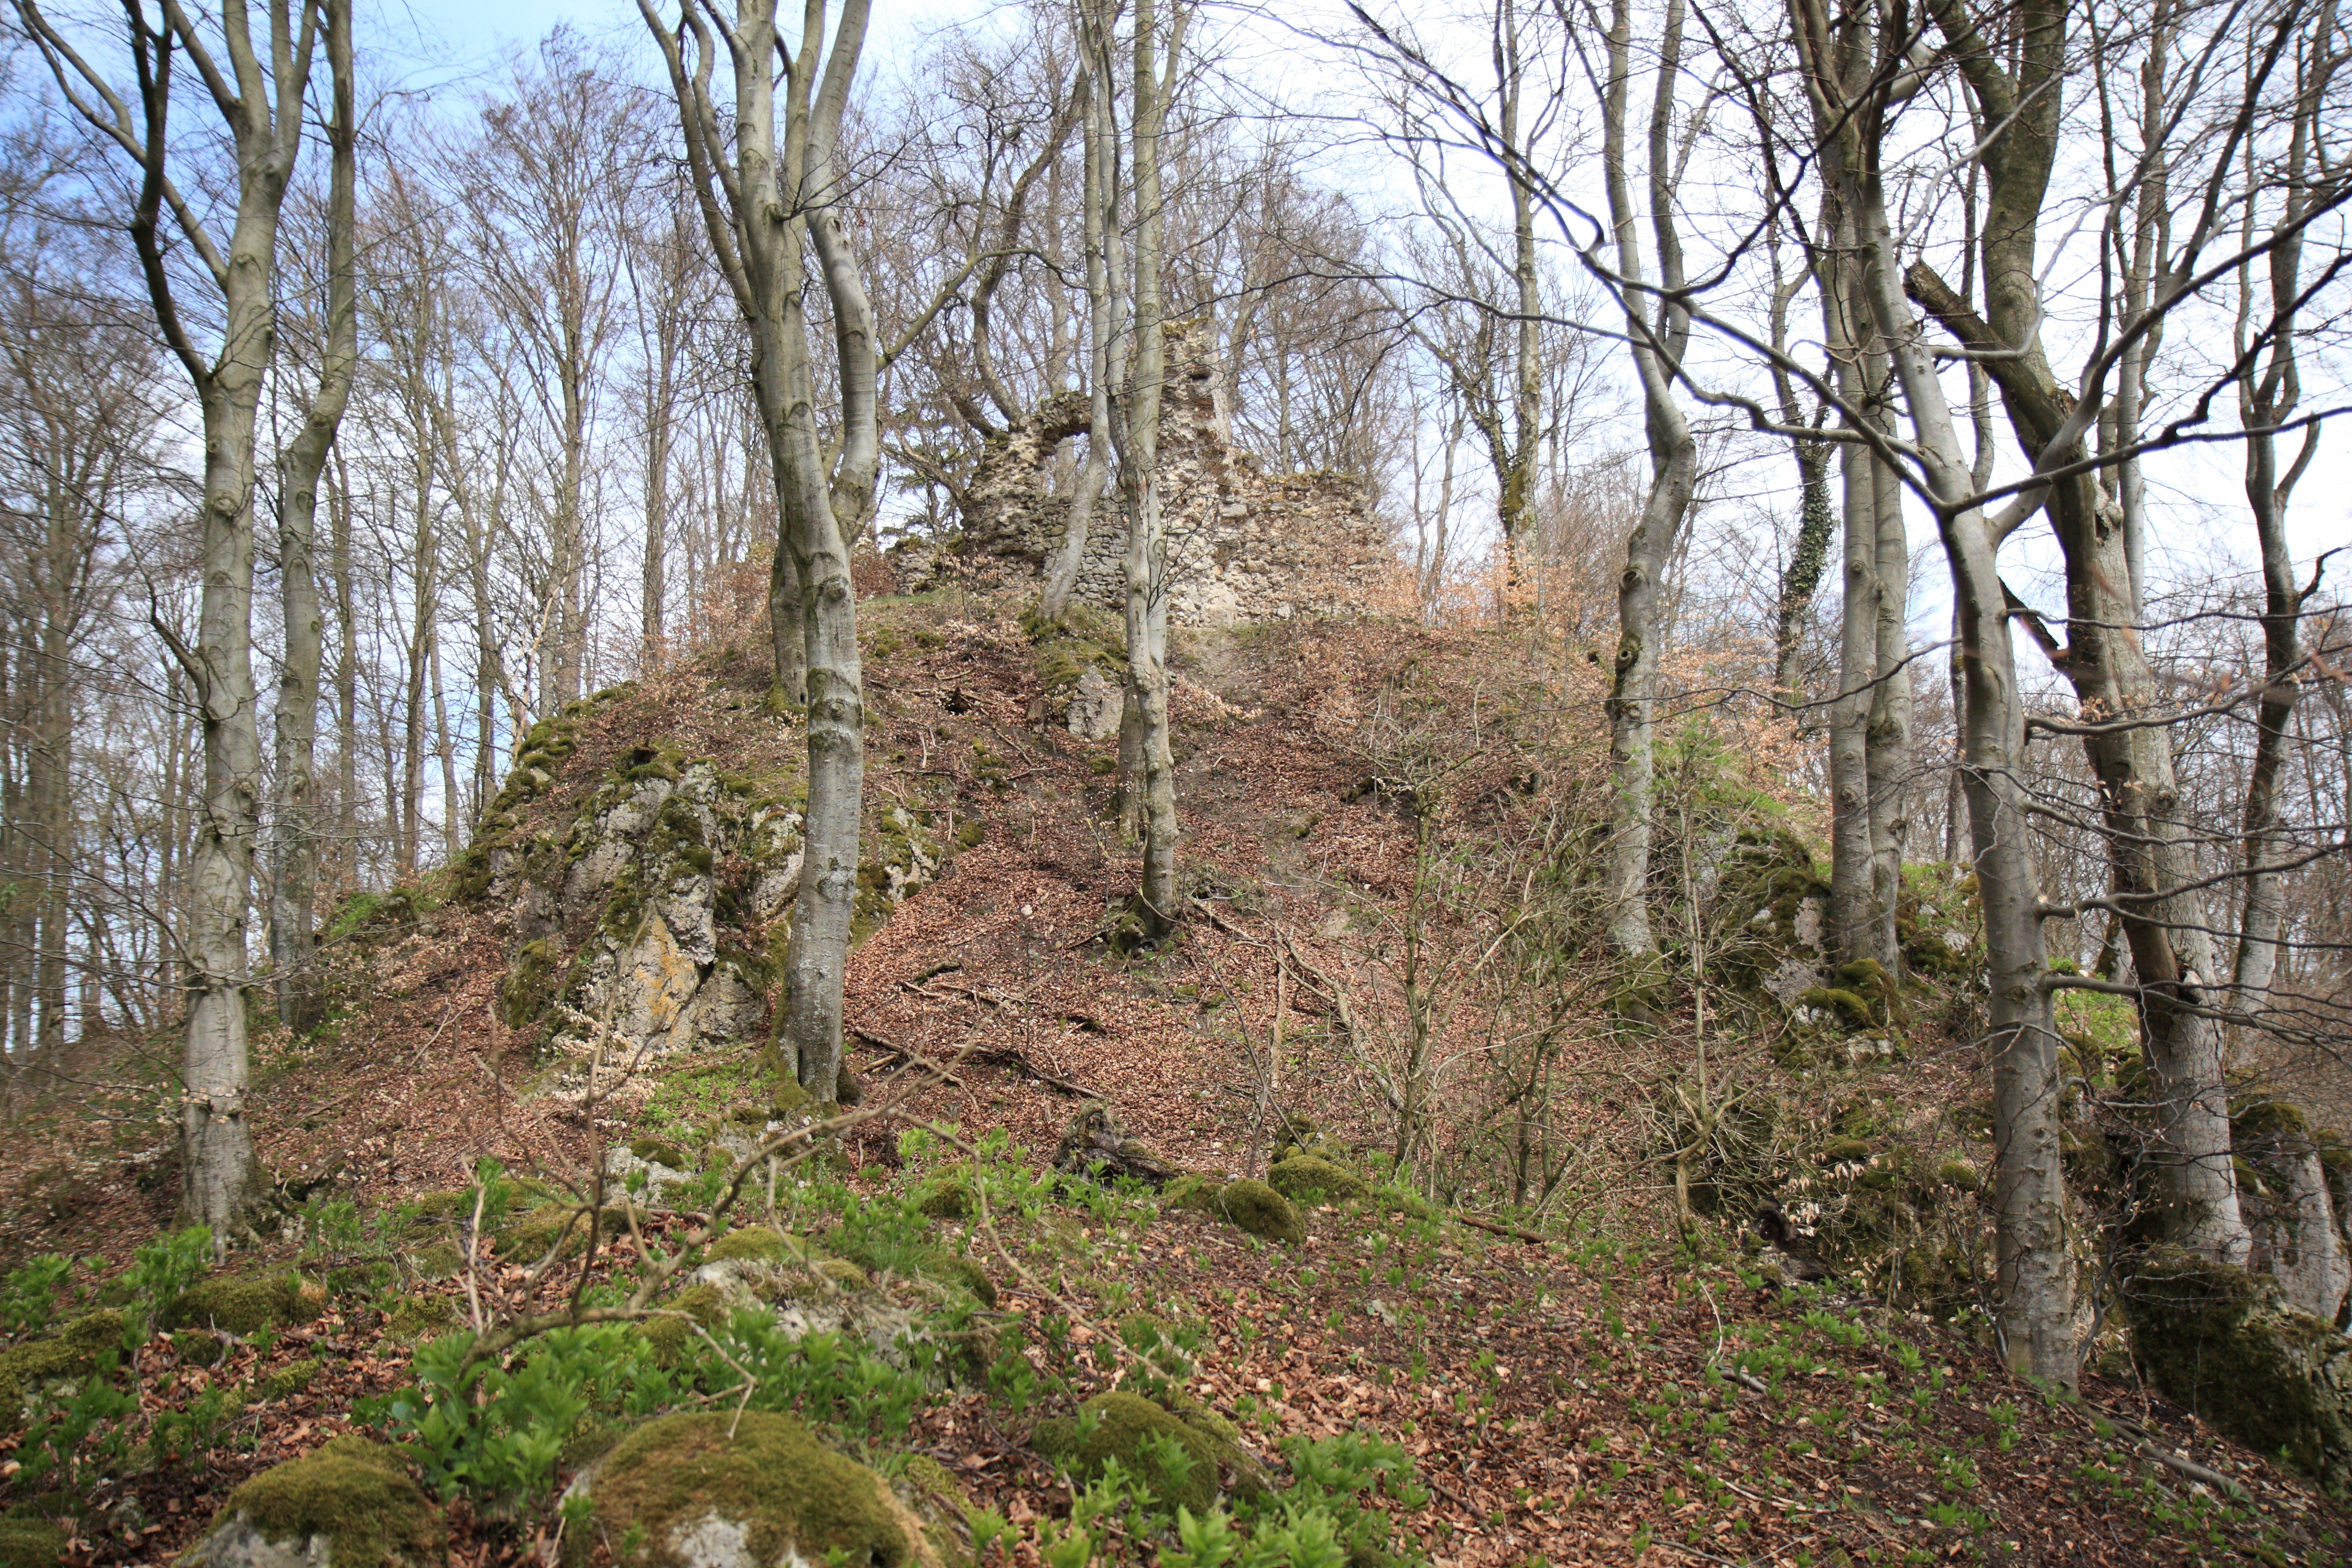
<box><xmin>897</xmin><ymin>321</ymin><xmax>1411</xmax><ymax>625</ymax></box>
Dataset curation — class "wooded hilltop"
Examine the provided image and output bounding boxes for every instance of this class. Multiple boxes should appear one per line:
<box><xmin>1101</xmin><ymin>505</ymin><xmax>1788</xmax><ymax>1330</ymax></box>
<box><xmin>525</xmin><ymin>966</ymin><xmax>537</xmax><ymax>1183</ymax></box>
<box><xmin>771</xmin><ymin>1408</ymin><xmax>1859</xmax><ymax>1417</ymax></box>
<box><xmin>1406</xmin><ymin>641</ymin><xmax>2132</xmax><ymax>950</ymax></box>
<box><xmin>0</xmin><ymin>0</ymin><xmax>2347</xmax><ymax>1564</ymax></box>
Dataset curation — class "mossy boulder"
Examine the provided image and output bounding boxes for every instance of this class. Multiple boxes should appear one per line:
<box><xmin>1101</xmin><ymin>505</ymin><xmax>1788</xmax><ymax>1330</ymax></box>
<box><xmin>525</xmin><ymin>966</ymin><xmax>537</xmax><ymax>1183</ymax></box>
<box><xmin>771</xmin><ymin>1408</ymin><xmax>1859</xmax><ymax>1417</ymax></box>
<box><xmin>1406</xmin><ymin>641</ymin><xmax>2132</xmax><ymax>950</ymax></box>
<box><xmin>1159</xmin><ymin>1175</ymin><xmax>1222</xmax><ymax>1216</ymax></box>
<box><xmin>580</xmin><ymin>1411</ymin><xmax>938</xmax><ymax>1568</ymax></box>
<box><xmin>1213</xmin><ymin>1180</ymin><xmax>1305</xmax><ymax>1245</ymax></box>
<box><xmin>0</xmin><ymin>1310</ymin><xmax>127</xmax><ymax>1424</ymax></box>
<box><xmin>1267</xmin><ymin>1156</ymin><xmax>1369</xmax><ymax>1204</ymax></box>
<box><xmin>0</xmin><ymin>1316</ymin><xmax>126</xmax><ymax>1410</ymax></box>
<box><xmin>1032</xmin><ymin>1391</ymin><xmax>1222</xmax><ymax>1513</ymax></box>
<box><xmin>499</xmin><ymin>939</ymin><xmax>562</xmax><ymax>1030</ymax></box>
<box><xmin>923</xmin><ymin>1252</ymin><xmax>998</xmax><ymax>1309</ymax></box>
<box><xmin>501</xmin><ymin>1202</ymin><xmax>634</xmax><ymax>1261</ymax></box>
<box><xmin>164</xmin><ymin>1274</ymin><xmax>323</xmax><ymax>1337</ymax></box>
<box><xmin>0</xmin><ymin>1515</ymin><xmax>65</xmax><ymax>1568</ymax></box>
<box><xmin>912</xmin><ymin>1168</ymin><xmax>976</xmax><ymax>1220</ymax></box>
<box><xmin>2126</xmin><ymin>1246</ymin><xmax>2352</xmax><ymax>1491</ymax></box>
<box><xmin>640</xmin><ymin>1286</ymin><xmax>728</xmax><ymax>1366</ymax></box>
<box><xmin>707</xmin><ymin>1226</ymin><xmax>791</xmax><ymax>1265</ymax></box>
<box><xmin>192</xmin><ymin>1436</ymin><xmax>444</xmax><ymax>1568</ymax></box>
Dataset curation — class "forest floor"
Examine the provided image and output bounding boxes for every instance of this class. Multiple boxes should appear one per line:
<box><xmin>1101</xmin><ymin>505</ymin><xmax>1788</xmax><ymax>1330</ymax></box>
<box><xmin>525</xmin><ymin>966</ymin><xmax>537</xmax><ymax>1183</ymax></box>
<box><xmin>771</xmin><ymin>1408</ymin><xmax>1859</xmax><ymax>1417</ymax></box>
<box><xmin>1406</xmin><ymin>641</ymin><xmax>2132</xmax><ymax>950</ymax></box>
<box><xmin>2</xmin><ymin>584</ymin><xmax>2345</xmax><ymax>1567</ymax></box>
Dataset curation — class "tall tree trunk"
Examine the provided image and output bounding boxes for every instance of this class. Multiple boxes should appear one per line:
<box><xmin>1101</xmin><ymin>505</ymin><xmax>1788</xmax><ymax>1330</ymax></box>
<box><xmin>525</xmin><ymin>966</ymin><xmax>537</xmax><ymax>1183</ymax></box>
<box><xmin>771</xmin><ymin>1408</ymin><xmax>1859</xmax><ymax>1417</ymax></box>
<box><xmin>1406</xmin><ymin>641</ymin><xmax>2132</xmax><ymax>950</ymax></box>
<box><xmin>1863</xmin><ymin>435</ymin><xmax>1912</xmax><ymax>968</ymax></box>
<box><xmin>1598</xmin><ymin>0</ymin><xmax>1697</xmax><ymax>987</ymax></box>
<box><xmin>21</xmin><ymin>0</ymin><xmax>340</xmax><ymax>1234</ymax></box>
<box><xmin>643</xmin><ymin>0</ymin><xmax>882</xmax><ymax>1101</ymax></box>
<box><xmin>269</xmin><ymin>12</ymin><xmax>356</xmax><ymax>1033</ymax></box>
<box><xmin>2231</xmin><ymin>13</ymin><xmax>2334</xmax><ymax>1015</ymax></box>
<box><xmin>1790</xmin><ymin>0</ymin><xmax>2076</xmax><ymax>1382</ymax></box>
<box><xmin>1041</xmin><ymin>62</ymin><xmax>1121</xmax><ymax>625</ymax></box>
<box><xmin>1118</xmin><ymin>0</ymin><xmax>1184</xmax><ymax>934</ymax></box>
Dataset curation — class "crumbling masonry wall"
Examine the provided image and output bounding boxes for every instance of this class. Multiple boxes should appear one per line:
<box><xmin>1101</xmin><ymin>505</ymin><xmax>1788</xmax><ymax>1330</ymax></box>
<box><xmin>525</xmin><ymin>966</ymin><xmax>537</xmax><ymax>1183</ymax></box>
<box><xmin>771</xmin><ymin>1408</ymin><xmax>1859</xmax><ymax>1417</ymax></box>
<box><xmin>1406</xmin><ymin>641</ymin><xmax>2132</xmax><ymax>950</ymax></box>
<box><xmin>896</xmin><ymin>321</ymin><xmax>1411</xmax><ymax>625</ymax></box>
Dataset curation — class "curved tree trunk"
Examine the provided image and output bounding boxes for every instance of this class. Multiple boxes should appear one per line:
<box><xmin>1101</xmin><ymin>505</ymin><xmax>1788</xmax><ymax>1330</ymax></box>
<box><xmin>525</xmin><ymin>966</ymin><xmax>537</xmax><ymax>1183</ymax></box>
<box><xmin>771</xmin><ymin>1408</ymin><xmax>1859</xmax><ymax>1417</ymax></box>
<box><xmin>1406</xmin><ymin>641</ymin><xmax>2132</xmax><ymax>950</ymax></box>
<box><xmin>1597</xmin><ymin>0</ymin><xmax>1697</xmax><ymax>984</ymax></box>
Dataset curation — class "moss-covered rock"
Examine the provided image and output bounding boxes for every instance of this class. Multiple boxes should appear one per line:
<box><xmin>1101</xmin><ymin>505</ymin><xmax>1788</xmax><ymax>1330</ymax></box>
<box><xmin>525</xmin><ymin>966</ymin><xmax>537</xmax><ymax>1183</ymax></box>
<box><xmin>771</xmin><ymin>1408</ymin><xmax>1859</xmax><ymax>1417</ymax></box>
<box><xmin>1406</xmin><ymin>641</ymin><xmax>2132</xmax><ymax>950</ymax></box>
<box><xmin>164</xmin><ymin>1275</ymin><xmax>323</xmax><ymax>1337</ymax></box>
<box><xmin>1159</xmin><ymin>1175</ymin><xmax>1222</xmax><ymax>1216</ymax></box>
<box><xmin>0</xmin><ymin>1516</ymin><xmax>68</xmax><ymax>1568</ymax></box>
<box><xmin>0</xmin><ymin>1310</ymin><xmax>126</xmax><ymax>1422</ymax></box>
<box><xmin>499</xmin><ymin>939</ymin><xmax>562</xmax><ymax>1030</ymax></box>
<box><xmin>912</xmin><ymin>1168</ymin><xmax>975</xmax><ymax>1220</ymax></box>
<box><xmin>895</xmin><ymin>1455</ymin><xmax>977</xmax><ymax>1567</ymax></box>
<box><xmin>193</xmin><ymin>1436</ymin><xmax>444</xmax><ymax>1568</ymax></box>
<box><xmin>501</xmin><ymin>1202</ymin><xmax>634</xmax><ymax>1262</ymax></box>
<box><xmin>1214</xmin><ymin>1180</ymin><xmax>1305</xmax><ymax>1245</ymax></box>
<box><xmin>707</xmin><ymin>1227</ymin><xmax>791</xmax><ymax>1265</ymax></box>
<box><xmin>1031</xmin><ymin>1391</ymin><xmax>1222</xmax><ymax>1513</ymax></box>
<box><xmin>924</xmin><ymin>1252</ymin><xmax>998</xmax><ymax>1309</ymax></box>
<box><xmin>629</xmin><ymin>1137</ymin><xmax>692</xmax><ymax>1172</ymax></box>
<box><xmin>1267</xmin><ymin>1156</ymin><xmax>1369</xmax><ymax>1204</ymax></box>
<box><xmin>582</xmin><ymin>1411</ymin><xmax>938</xmax><ymax>1568</ymax></box>
<box><xmin>640</xmin><ymin>1286</ymin><xmax>729</xmax><ymax>1366</ymax></box>
<box><xmin>2127</xmin><ymin>1247</ymin><xmax>2352</xmax><ymax>1491</ymax></box>
<box><xmin>814</xmin><ymin>1258</ymin><xmax>871</xmax><ymax>1292</ymax></box>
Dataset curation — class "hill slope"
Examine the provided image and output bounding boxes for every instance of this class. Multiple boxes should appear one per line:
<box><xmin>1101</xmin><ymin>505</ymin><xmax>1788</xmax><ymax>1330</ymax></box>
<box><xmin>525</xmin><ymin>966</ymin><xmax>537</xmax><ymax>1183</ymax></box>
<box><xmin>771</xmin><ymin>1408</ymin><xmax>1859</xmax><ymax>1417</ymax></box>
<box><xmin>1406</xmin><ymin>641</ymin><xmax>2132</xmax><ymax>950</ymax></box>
<box><xmin>0</xmin><ymin>586</ymin><xmax>2345</xmax><ymax>1567</ymax></box>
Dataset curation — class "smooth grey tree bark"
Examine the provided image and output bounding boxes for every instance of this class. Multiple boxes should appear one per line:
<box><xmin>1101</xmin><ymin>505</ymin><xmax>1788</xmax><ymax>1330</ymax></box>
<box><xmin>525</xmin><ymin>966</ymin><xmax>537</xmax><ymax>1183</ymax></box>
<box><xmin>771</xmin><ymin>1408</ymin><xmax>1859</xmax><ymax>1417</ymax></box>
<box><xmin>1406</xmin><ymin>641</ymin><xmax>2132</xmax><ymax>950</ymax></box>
<box><xmin>2231</xmin><ymin>9</ymin><xmax>2339</xmax><ymax>1016</ymax></box>
<box><xmin>644</xmin><ymin>0</ymin><xmax>881</xmax><ymax>1101</ymax></box>
<box><xmin>1789</xmin><ymin>0</ymin><xmax>2076</xmax><ymax>1383</ymax></box>
<box><xmin>269</xmin><ymin>8</ymin><xmax>357</xmax><ymax>1036</ymax></box>
<box><xmin>21</xmin><ymin>0</ymin><xmax>335</xmax><ymax>1235</ymax></box>
<box><xmin>1110</xmin><ymin>0</ymin><xmax>1185</xmax><ymax>935</ymax></box>
<box><xmin>1596</xmin><ymin>0</ymin><xmax>1697</xmax><ymax>988</ymax></box>
<box><xmin>1041</xmin><ymin>61</ymin><xmax>1126</xmax><ymax>625</ymax></box>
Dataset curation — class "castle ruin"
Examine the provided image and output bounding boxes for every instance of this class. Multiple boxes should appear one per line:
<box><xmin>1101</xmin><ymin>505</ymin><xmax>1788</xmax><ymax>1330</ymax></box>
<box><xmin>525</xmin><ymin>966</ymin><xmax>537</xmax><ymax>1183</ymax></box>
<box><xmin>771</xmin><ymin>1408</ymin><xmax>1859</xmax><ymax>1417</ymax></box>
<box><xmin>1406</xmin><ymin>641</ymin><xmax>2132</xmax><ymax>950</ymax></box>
<box><xmin>894</xmin><ymin>321</ymin><xmax>1409</xmax><ymax>625</ymax></box>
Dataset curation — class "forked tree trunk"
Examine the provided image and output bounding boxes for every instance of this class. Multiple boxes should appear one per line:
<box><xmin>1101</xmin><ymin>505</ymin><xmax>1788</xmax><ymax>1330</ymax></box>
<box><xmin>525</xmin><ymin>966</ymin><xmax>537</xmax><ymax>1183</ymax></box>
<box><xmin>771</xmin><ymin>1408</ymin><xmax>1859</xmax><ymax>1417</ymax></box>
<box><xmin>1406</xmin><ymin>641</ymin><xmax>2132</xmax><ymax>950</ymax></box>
<box><xmin>1790</xmin><ymin>0</ymin><xmax>2076</xmax><ymax>1382</ymax></box>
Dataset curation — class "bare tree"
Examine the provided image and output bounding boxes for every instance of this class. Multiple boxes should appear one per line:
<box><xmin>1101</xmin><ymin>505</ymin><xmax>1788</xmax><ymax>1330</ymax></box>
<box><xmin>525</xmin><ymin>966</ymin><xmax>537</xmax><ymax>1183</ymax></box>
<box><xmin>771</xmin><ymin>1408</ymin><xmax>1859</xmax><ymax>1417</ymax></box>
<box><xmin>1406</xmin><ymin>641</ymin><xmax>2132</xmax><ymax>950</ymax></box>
<box><xmin>641</xmin><ymin>0</ymin><xmax>882</xmax><ymax>1099</ymax></box>
<box><xmin>1591</xmin><ymin>0</ymin><xmax>1699</xmax><ymax>984</ymax></box>
<box><xmin>19</xmin><ymin>0</ymin><xmax>342</xmax><ymax>1233</ymax></box>
<box><xmin>266</xmin><ymin>1</ymin><xmax>358</xmax><ymax>1034</ymax></box>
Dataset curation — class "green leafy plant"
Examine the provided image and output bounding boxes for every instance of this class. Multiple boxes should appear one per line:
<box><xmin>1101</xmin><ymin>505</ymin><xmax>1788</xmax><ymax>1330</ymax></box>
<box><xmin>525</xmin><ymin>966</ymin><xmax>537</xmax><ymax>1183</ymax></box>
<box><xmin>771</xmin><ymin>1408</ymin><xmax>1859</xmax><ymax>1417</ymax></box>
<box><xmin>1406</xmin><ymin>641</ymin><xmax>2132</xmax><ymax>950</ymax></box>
<box><xmin>125</xmin><ymin>1225</ymin><xmax>213</xmax><ymax>1335</ymax></box>
<box><xmin>379</xmin><ymin>1324</ymin><xmax>651</xmax><ymax>1509</ymax></box>
<box><xmin>1</xmin><ymin>1254</ymin><xmax>73</xmax><ymax>1338</ymax></box>
<box><xmin>17</xmin><ymin>1364</ymin><xmax>135</xmax><ymax>1487</ymax></box>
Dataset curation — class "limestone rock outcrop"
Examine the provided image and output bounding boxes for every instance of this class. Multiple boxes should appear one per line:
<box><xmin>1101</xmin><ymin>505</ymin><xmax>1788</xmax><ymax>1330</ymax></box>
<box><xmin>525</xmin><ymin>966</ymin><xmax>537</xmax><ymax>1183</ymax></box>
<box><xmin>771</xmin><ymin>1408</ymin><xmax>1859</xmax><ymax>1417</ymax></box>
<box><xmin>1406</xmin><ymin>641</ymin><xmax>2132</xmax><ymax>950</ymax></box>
<box><xmin>481</xmin><ymin>743</ymin><xmax>940</xmax><ymax>1064</ymax></box>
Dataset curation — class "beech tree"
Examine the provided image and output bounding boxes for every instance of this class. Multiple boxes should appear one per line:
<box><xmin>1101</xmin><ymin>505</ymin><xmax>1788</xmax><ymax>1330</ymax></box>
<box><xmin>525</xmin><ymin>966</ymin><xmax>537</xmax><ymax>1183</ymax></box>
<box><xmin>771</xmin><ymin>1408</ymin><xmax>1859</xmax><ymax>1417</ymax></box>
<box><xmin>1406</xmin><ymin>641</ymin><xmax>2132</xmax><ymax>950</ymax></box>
<box><xmin>640</xmin><ymin>0</ymin><xmax>882</xmax><ymax>1100</ymax></box>
<box><xmin>19</xmin><ymin>0</ymin><xmax>353</xmax><ymax>1233</ymax></box>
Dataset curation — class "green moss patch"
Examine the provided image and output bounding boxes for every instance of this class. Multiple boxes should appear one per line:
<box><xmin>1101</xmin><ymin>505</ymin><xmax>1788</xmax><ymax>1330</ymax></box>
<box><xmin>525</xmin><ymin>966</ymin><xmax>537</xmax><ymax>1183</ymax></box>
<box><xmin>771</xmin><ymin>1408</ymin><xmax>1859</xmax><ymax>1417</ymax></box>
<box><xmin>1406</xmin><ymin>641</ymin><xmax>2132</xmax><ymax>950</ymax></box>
<box><xmin>640</xmin><ymin>1286</ymin><xmax>728</xmax><ymax>1365</ymax></box>
<box><xmin>1159</xmin><ymin>1175</ymin><xmax>1222</xmax><ymax>1216</ymax></box>
<box><xmin>709</xmin><ymin>1226</ymin><xmax>791</xmax><ymax>1265</ymax></box>
<box><xmin>1213</xmin><ymin>1180</ymin><xmax>1305</xmax><ymax>1244</ymax></box>
<box><xmin>162</xmin><ymin>1273</ymin><xmax>317</xmax><ymax>1337</ymax></box>
<box><xmin>0</xmin><ymin>1516</ymin><xmax>68</xmax><ymax>1568</ymax></box>
<box><xmin>0</xmin><ymin>1311</ymin><xmax>126</xmax><ymax>1427</ymax></box>
<box><xmin>1032</xmin><ymin>1391</ymin><xmax>1226</xmax><ymax>1513</ymax></box>
<box><xmin>2127</xmin><ymin>1247</ymin><xmax>2352</xmax><ymax>1491</ymax></box>
<box><xmin>208</xmin><ymin>1436</ymin><xmax>444</xmax><ymax>1568</ymax></box>
<box><xmin>913</xmin><ymin>1168</ymin><xmax>975</xmax><ymax>1220</ymax></box>
<box><xmin>499</xmin><ymin>939</ymin><xmax>563</xmax><ymax>1030</ymax></box>
<box><xmin>1267</xmin><ymin>1156</ymin><xmax>1369</xmax><ymax>1204</ymax></box>
<box><xmin>586</xmin><ymin>1411</ymin><xmax>934</xmax><ymax>1568</ymax></box>
<box><xmin>924</xmin><ymin>1252</ymin><xmax>998</xmax><ymax>1309</ymax></box>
